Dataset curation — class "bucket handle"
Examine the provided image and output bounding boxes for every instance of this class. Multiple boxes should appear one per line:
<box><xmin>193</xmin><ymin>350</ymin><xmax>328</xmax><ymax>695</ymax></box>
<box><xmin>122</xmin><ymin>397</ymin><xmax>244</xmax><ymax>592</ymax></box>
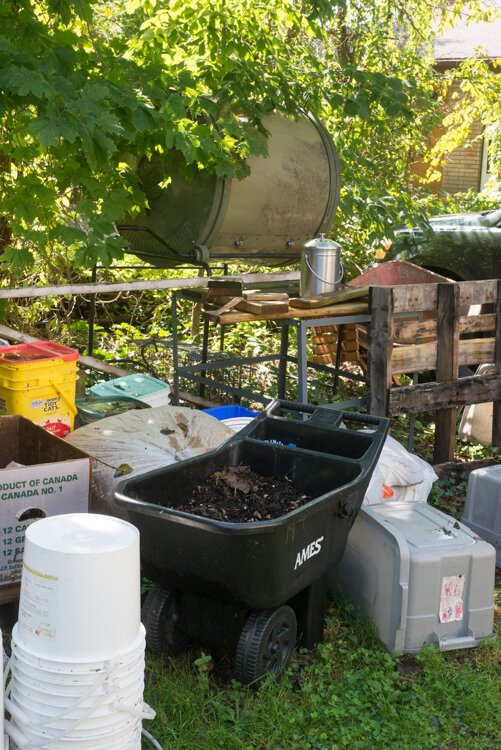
<box><xmin>116</xmin><ymin>700</ymin><xmax>156</xmax><ymax>721</ymax></box>
<box><xmin>305</xmin><ymin>253</ymin><xmax>344</xmax><ymax>286</ymax></box>
<box><xmin>49</xmin><ymin>379</ymin><xmax>78</xmax><ymax>416</ymax></box>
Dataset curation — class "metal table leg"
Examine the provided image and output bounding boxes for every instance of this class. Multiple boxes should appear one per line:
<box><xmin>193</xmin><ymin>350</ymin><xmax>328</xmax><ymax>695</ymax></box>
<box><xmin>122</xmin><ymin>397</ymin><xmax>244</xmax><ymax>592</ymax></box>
<box><xmin>171</xmin><ymin>291</ymin><xmax>180</xmax><ymax>405</ymax></box>
<box><xmin>278</xmin><ymin>322</ymin><xmax>289</xmax><ymax>399</ymax></box>
<box><xmin>297</xmin><ymin>320</ymin><xmax>308</xmax><ymax>404</ymax></box>
<box><xmin>200</xmin><ymin>318</ymin><xmax>210</xmax><ymax>399</ymax></box>
<box><xmin>333</xmin><ymin>324</ymin><xmax>344</xmax><ymax>395</ymax></box>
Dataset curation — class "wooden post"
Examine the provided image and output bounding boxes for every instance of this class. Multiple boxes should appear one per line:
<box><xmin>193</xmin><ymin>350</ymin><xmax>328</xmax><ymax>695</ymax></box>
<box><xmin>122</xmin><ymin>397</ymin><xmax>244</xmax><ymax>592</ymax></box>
<box><xmin>368</xmin><ymin>286</ymin><xmax>394</xmax><ymax>416</ymax></box>
<box><xmin>492</xmin><ymin>279</ymin><xmax>501</xmax><ymax>446</ymax></box>
<box><xmin>433</xmin><ymin>283</ymin><xmax>460</xmax><ymax>464</ymax></box>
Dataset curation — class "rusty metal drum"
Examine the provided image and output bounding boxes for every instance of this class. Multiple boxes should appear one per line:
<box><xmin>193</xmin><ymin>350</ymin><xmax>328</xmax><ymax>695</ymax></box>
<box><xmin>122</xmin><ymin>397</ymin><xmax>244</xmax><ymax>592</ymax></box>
<box><xmin>120</xmin><ymin>112</ymin><xmax>340</xmax><ymax>267</ymax></box>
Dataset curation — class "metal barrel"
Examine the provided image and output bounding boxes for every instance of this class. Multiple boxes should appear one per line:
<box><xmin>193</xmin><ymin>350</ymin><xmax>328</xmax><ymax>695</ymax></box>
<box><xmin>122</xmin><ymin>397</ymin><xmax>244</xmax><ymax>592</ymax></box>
<box><xmin>119</xmin><ymin>112</ymin><xmax>340</xmax><ymax>267</ymax></box>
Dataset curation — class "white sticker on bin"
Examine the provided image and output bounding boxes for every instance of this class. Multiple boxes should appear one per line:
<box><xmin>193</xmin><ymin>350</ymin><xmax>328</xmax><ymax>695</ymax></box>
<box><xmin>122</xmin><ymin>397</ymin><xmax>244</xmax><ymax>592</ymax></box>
<box><xmin>439</xmin><ymin>574</ymin><xmax>465</xmax><ymax>623</ymax></box>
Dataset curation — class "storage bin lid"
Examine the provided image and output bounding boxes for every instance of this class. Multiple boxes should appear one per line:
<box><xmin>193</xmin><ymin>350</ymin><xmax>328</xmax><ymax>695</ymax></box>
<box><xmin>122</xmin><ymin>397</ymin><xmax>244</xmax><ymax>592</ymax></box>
<box><xmin>90</xmin><ymin>373</ymin><xmax>170</xmax><ymax>399</ymax></box>
<box><xmin>366</xmin><ymin>502</ymin><xmax>478</xmax><ymax>549</ymax></box>
<box><xmin>0</xmin><ymin>341</ymin><xmax>79</xmax><ymax>364</ymax></box>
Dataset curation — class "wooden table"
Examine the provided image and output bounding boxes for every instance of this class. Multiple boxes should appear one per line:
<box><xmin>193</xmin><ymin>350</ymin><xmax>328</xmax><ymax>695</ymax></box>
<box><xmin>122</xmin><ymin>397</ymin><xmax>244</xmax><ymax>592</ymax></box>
<box><xmin>171</xmin><ymin>291</ymin><xmax>370</xmax><ymax>406</ymax></box>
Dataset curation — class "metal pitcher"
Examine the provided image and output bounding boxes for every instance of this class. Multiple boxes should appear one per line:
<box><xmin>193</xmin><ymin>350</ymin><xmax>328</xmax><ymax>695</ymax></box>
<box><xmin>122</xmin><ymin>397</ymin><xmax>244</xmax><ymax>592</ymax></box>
<box><xmin>300</xmin><ymin>234</ymin><xmax>344</xmax><ymax>297</ymax></box>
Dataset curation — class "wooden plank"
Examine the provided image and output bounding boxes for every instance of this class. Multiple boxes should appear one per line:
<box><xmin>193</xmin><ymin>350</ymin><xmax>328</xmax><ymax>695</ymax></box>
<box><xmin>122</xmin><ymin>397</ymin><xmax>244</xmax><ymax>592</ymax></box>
<box><xmin>311</xmin><ymin>333</ymin><xmax>339</xmax><ymax>343</ymax></box>
<box><xmin>393</xmin><ymin>316</ymin><xmax>437</xmax><ymax>342</ymax></box>
<box><xmin>243</xmin><ymin>291</ymin><xmax>289</xmax><ymax>302</ymax></box>
<box><xmin>459</xmin><ymin>313</ymin><xmax>496</xmax><ymax>335</ymax></box>
<box><xmin>391</xmin><ymin>337</ymin><xmax>495</xmax><ymax>374</ymax></box>
<box><xmin>394</xmin><ymin>313</ymin><xmax>496</xmax><ymax>342</ymax></box>
<box><xmin>434</xmin><ymin>283</ymin><xmax>460</xmax><ymax>464</ymax></box>
<box><xmin>389</xmin><ymin>372</ymin><xmax>501</xmax><ymax>414</ymax></box>
<box><xmin>432</xmin><ymin>458</ymin><xmax>499</xmax><ymax>479</ymax></box>
<box><xmin>392</xmin><ymin>284</ymin><xmax>439</xmax><ymax>313</ymax></box>
<box><xmin>356</xmin><ymin>326</ymin><xmax>370</xmax><ymax>351</ymax></box>
<box><xmin>368</xmin><ymin>286</ymin><xmax>394</xmax><ymax>416</ymax></box>
<box><xmin>312</xmin><ymin>354</ymin><xmax>337</xmax><ymax>364</ymax></box>
<box><xmin>458</xmin><ymin>279</ymin><xmax>498</xmax><ymax>307</ymax></box>
<box><xmin>492</xmin><ymin>279</ymin><xmax>501</xmax><ymax>446</ymax></box>
<box><xmin>177</xmin><ymin>390</ymin><xmax>219</xmax><ymax>408</ymax></box>
<box><xmin>391</xmin><ymin>279</ymin><xmax>498</xmax><ymax>313</ymax></box>
<box><xmin>235</xmin><ymin>299</ymin><xmax>289</xmax><ymax>315</ymax></box>
<box><xmin>208</xmin><ymin>297</ymin><xmax>244</xmax><ymax>316</ymax></box>
<box><xmin>289</xmin><ymin>286</ymin><xmax>369</xmax><ymax>309</ymax></box>
<box><xmin>206</xmin><ymin>279</ymin><xmax>243</xmax><ymax>300</ymax></box>
<box><xmin>203</xmin><ymin>301</ymin><xmax>369</xmax><ymax>324</ymax></box>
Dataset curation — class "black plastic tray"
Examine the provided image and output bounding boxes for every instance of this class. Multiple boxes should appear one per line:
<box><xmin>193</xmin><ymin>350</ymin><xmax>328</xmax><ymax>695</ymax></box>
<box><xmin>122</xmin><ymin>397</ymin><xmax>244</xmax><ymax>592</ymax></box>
<box><xmin>115</xmin><ymin>401</ymin><xmax>389</xmax><ymax>610</ymax></box>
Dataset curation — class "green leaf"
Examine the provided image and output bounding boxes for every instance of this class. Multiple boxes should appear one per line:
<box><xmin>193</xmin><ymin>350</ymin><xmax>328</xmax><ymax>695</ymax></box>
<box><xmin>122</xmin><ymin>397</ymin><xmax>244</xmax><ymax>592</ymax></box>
<box><xmin>0</xmin><ymin>246</ymin><xmax>34</xmax><ymax>269</ymax></box>
<box><xmin>30</xmin><ymin>118</ymin><xmax>61</xmax><ymax>147</ymax></box>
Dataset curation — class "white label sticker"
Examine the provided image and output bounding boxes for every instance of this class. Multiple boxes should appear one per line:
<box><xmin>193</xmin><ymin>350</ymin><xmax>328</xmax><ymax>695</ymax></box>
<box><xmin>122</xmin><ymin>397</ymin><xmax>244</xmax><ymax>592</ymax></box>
<box><xmin>19</xmin><ymin>562</ymin><xmax>58</xmax><ymax>640</ymax></box>
<box><xmin>31</xmin><ymin>399</ymin><xmax>43</xmax><ymax>409</ymax></box>
<box><xmin>439</xmin><ymin>575</ymin><xmax>465</xmax><ymax>623</ymax></box>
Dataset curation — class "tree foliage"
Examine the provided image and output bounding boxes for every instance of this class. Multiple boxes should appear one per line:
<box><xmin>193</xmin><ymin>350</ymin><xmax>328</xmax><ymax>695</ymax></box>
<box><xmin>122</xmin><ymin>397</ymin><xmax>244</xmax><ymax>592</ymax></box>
<box><xmin>0</xmin><ymin>0</ymin><xmax>496</xmax><ymax>273</ymax></box>
<box><xmin>426</xmin><ymin>55</ymin><xmax>501</xmax><ymax>187</ymax></box>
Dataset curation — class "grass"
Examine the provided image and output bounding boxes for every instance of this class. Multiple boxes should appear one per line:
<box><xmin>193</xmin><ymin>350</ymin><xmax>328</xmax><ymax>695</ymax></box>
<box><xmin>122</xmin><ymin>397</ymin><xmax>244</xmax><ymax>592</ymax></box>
<box><xmin>143</xmin><ymin>598</ymin><xmax>500</xmax><ymax>750</ymax></box>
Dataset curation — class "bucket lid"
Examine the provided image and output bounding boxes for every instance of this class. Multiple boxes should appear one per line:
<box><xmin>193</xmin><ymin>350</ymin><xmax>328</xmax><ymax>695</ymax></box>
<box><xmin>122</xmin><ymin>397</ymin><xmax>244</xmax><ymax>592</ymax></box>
<box><xmin>303</xmin><ymin>233</ymin><xmax>341</xmax><ymax>252</ymax></box>
<box><xmin>0</xmin><ymin>341</ymin><xmax>79</xmax><ymax>364</ymax></box>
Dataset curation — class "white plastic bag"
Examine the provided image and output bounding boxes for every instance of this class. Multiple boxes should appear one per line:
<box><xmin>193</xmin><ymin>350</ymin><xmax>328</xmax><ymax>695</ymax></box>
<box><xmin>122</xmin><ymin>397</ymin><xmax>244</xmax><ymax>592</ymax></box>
<box><xmin>364</xmin><ymin>434</ymin><xmax>438</xmax><ymax>505</ymax></box>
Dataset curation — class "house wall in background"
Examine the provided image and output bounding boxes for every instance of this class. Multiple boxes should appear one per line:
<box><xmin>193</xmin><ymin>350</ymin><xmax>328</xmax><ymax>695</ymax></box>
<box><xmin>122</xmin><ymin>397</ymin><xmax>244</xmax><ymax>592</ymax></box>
<box><xmin>441</xmin><ymin>116</ymin><xmax>484</xmax><ymax>193</ymax></box>
<box><xmin>411</xmin><ymin>82</ymin><xmax>485</xmax><ymax>195</ymax></box>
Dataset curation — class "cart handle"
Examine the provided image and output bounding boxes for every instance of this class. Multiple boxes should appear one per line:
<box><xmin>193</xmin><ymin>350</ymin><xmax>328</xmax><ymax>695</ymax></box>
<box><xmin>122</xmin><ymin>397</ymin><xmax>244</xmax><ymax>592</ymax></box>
<box><xmin>265</xmin><ymin>400</ymin><xmax>389</xmax><ymax>434</ymax></box>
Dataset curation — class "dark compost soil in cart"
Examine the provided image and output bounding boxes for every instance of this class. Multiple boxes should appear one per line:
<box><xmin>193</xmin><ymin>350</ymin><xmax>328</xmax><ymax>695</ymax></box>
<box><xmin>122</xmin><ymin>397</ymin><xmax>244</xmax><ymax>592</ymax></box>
<box><xmin>177</xmin><ymin>465</ymin><xmax>312</xmax><ymax>523</ymax></box>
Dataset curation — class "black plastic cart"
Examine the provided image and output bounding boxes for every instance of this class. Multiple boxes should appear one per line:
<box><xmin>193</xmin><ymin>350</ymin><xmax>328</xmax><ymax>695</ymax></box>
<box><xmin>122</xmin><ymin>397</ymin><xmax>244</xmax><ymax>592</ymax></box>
<box><xmin>115</xmin><ymin>400</ymin><xmax>389</xmax><ymax>683</ymax></box>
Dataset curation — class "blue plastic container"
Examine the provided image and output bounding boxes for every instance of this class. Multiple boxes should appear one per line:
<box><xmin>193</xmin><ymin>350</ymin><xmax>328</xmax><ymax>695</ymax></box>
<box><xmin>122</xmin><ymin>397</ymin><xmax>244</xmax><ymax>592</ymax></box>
<box><xmin>203</xmin><ymin>405</ymin><xmax>258</xmax><ymax>420</ymax></box>
<box><xmin>90</xmin><ymin>373</ymin><xmax>170</xmax><ymax>407</ymax></box>
<box><xmin>204</xmin><ymin>405</ymin><xmax>259</xmax><ymax>433</ymax></box>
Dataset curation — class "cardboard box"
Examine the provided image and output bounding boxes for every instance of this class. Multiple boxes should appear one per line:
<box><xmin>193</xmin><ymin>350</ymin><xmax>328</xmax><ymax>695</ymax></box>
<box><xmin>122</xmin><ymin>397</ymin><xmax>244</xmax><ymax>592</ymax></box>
<box><xmin>0</xmin><ymin>416</ymin><xmax>90</xmax><ymax>598</ymax></box>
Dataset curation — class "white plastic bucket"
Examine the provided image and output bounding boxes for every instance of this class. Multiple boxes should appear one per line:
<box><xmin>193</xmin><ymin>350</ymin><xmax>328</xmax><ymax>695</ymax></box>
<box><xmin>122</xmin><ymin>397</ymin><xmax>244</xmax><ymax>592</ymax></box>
<box><xmin>6</xmin><ymin>631</ymin><xmax>151</xmax><ymax>749</ymax></box>
<box><xmin>9</xmin><ymin>669</ymin><xmax>143</xmax><ymax>711</ymax></box>
<box><xmin>16</xmin><ymin>514</ymin><xmax>140</xmax><ymax>661</ymax></box>
<box><xmin>7</xmin><ymin>720</ymin><xmax>142</xmax><ymax>750</ymax></box>
<box><xmin>10</xmin><ymin>627</ymin><xmax>145</xmax><ymax>673</ymax></box>
<box><xmin>222</xmin><ymin>416</ymin><xmax>255</xmax><ymax>432</ymax></box>
<box><xmin>9</xmin><ymin>627</ymin><xmax>145</xmax><ymax>705</ymax></box>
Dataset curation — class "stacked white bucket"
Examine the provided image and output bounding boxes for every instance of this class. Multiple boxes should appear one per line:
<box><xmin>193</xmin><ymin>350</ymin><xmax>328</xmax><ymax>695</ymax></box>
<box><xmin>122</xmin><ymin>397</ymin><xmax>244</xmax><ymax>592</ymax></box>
<box><xmin>4</xmin><ymin>514</ymin><xmax>153</xmax><ymax>750</ymax></box>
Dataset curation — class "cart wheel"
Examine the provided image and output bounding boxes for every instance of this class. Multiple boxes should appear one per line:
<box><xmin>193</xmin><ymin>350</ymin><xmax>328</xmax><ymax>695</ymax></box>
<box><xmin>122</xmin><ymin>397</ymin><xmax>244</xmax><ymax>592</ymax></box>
<box><xmin>141</xmin><ymin>585</ymin><xmax>187</xmax><ymax>655</ymax></box>
<box><xmin>235</xmin><ymin>605</ymin><xmax>297</xmax><ymax>684</ymax></box>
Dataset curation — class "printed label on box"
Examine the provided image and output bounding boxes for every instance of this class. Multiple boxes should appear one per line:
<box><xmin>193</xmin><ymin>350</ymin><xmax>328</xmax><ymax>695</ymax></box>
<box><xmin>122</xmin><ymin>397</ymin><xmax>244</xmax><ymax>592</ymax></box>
<box><xmin>0</xmin><ymin>458</ymin><xmax>89</xmax><ymax>585</ymax></box>
<box><xmin>18</xmin><ymin>561</ymin><xmax>58</xmax><ymax>640</ymax></box>
<box><xmin>439</xmin><ymin>574</ymin><xmax>465</xmax><ymax>623</ymax></box>
<box><xmin>31</xmin><ymin>399</ymin><xmax>43</xmax><ymax>409</ymax></box>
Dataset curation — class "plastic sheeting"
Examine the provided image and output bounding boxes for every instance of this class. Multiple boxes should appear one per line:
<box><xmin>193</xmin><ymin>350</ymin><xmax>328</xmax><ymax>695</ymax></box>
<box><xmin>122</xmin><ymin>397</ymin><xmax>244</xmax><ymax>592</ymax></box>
<box><xmin>66</xmin><ymin>405</ymin><xmax>233</xmax><ymax>519</ymax></box>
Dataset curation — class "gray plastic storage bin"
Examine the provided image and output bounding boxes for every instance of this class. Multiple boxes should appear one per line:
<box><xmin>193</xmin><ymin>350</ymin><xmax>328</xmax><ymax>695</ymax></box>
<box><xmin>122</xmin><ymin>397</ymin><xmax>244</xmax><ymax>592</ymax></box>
<box><xmin>462</xmin><ymin>464</ymin><xmax>501</xmax><ymax>566</ymax></box>
<box><xmin>329</xmin><ymin>502</ymin><xmax>495</xmax><ymax>655</ymax></box>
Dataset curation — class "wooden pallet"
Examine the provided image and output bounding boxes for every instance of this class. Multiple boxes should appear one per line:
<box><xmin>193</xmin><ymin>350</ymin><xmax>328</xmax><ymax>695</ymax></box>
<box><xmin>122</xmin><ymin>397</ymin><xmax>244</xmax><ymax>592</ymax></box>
<box><xmin>368</xmin><ymin>279</ymin><xmax>501</xmax><ymax>463</ymax></box>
